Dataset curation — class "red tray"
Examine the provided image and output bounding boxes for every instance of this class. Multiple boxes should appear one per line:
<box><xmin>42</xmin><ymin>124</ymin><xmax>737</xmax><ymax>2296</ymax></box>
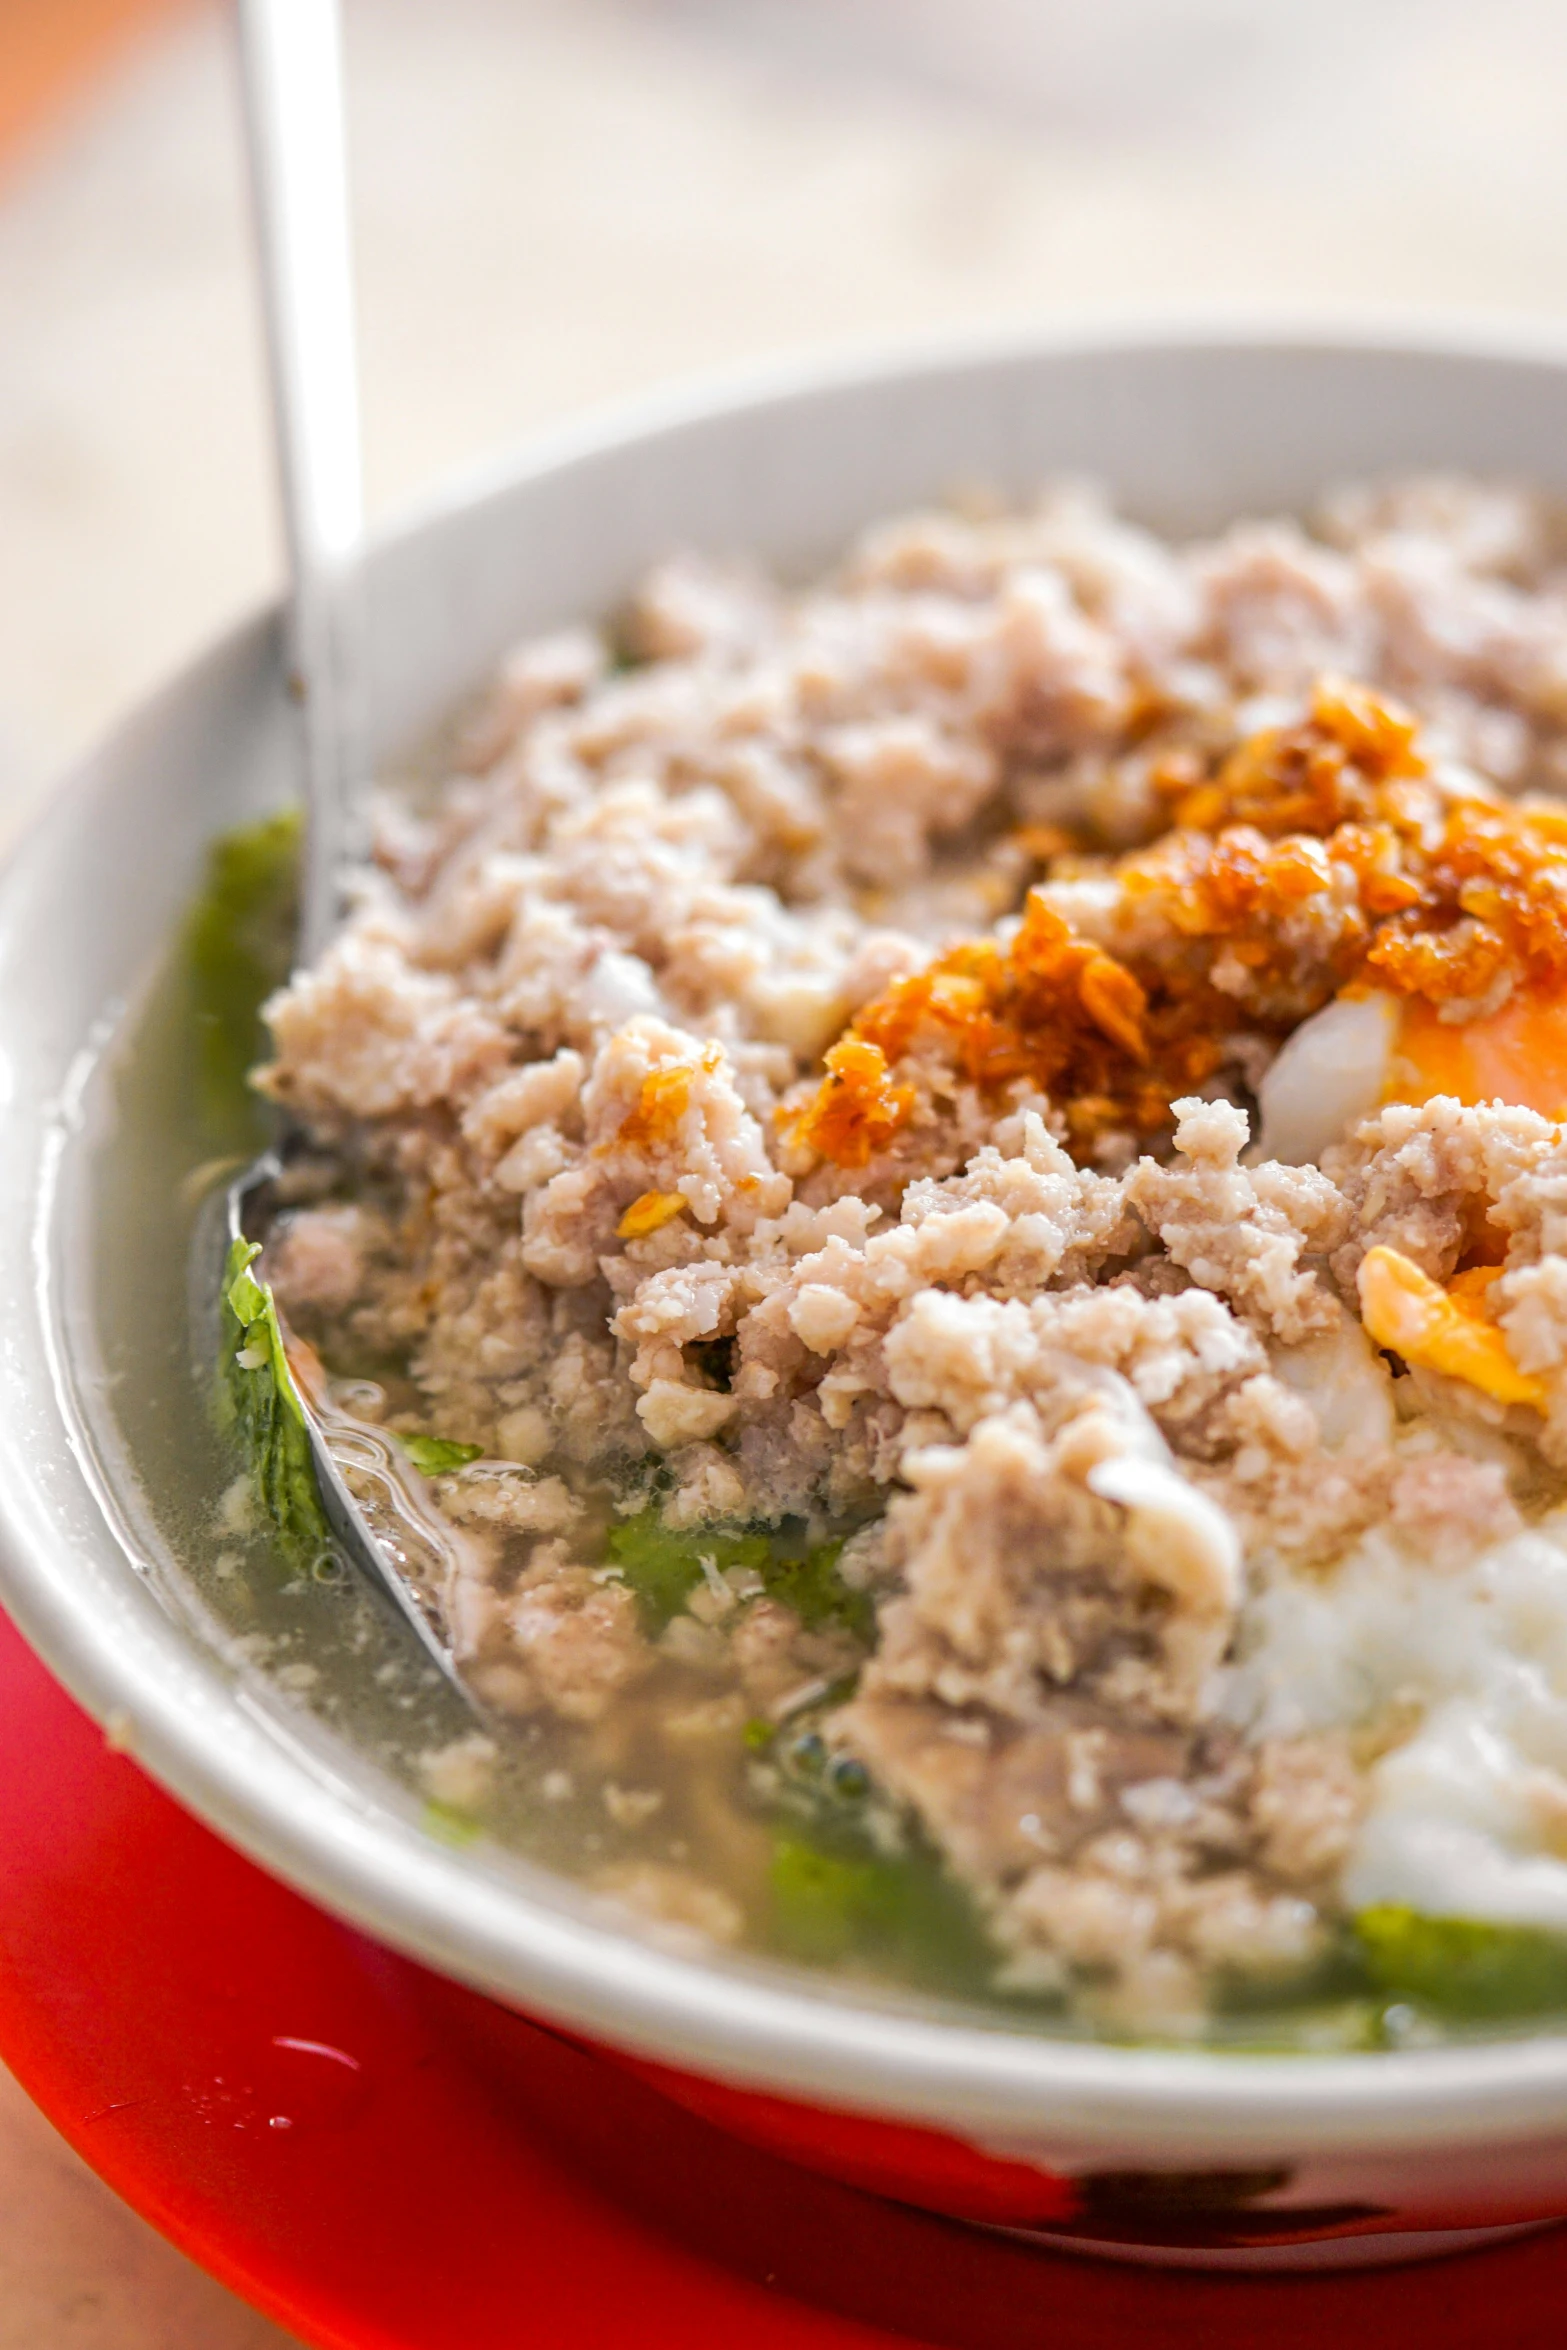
<box><xmin>1</xmin><ymin>1602</ymin><xmax>1564</xmax><ymax>2349</ymax></box>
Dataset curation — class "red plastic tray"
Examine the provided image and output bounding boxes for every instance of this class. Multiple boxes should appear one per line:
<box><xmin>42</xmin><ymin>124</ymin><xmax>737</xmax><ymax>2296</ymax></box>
<box><xmin>1</xmin><ymin>1603</ymin><xmax>1565</xmax><ymax>2349</ymax></box>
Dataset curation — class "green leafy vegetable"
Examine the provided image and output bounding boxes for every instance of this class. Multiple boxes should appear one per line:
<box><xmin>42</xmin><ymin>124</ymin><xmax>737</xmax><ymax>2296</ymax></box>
<box><xmin>770</xmin><ymin>1828</ymin><xmax>993</xmax><ymax>1988</ymax></box>
<box><xmin>1211</xmin><ymin>1921</ymin><xmax>1370</xmax><ymax>2019</ymax></box>
<box><xmin>605</xmin><ymin>1508</ymin><xmax>772</xmax><ymax>1632</ymax></box>
<box><xmin>218</xmin><ymin>1234</ymin><xmax>331</xmax><ymax>1561</ymax></box>
<box><xmin>757</xmin><ymin>1532</ymin><xmax>874</xmax><ymax>1642</ymax></box>
<box><xmin>400</xmin><ymin>1434</ymin><xmax>485</xmax><ymax>1477</ymax></box>
<box><xmin>1357</xmin><ymin>1904</ymin><xmax>1567</xmax><ymax>2018</ymax></box>
<box><xmin>421</xmin><ymin>1799</ymin><xmax>484</xmax><ymax>1847</ymax></box>
<box><xmin>184</xmin><ymin>807</ymin><xmax>301</xmax><ymax>1149</ymax></box>
<box><xmin>604</xmin><ymin>1507</ymin><xmax>874</xmax><ymax>1640</ymax></box>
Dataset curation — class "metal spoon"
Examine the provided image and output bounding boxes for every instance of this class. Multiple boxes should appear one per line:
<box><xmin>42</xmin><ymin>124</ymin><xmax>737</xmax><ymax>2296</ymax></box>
<box><xmin>222</xmin><ymin>0</ymin><xmax>475</xmax><ymax>1691</ymax></box>
<box><xmin>237</xmin><ymin>0</ymin><xmax>365</xmax><ymax>958</ymax></box>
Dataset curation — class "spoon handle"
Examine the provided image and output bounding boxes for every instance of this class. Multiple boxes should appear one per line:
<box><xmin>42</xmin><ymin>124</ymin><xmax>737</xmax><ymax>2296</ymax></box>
<box><xmin>235</xmin><ymin>0</ymin><xmax>365</xmax><ymax>965</ymax></box>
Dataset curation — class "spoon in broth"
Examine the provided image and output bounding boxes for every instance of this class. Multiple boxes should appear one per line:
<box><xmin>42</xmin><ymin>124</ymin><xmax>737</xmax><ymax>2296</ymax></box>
<box><xmin>213</xmin><ymin>0</ymin><xmax>481</xmax><ymax>1696</ymax></box>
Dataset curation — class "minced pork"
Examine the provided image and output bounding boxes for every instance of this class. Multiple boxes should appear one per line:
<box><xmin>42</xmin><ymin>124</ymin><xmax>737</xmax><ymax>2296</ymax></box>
<box><xmin>257</xmin><ymin>475</ymin><xmax>1567</xmax><ymax>2029</ymax></box>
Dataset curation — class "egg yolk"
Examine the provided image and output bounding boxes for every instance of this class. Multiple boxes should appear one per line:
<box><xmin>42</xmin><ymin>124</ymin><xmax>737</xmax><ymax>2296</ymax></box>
<box><xmin>1357</xmin><ymin>1244</ymin><xmax>1545</xmax><ymax>1409</ymax></box>
<box><xmin>1388</xmin><ymin>987</ymin><xmax>1567</xmax><ymax>1123</ymax></box>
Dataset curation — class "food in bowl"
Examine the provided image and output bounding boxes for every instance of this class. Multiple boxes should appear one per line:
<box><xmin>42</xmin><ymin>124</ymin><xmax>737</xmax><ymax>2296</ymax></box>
<box><xmin>211</xmin><ymin>470</ymin><xmax>1567</xmax><ymax>2040</ymax></box>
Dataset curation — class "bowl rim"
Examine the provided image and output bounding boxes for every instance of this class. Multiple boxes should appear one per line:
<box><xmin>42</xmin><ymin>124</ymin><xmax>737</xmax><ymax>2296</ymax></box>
<box><xmin>387</xmin><ymin>299</ymin><xmax>1567</xmax><ymax>538</ymax></box>
<box><xmin>12</xmin><ymin>313</ymin><xmax>1567</xmax><ymax>2159</ymax></box>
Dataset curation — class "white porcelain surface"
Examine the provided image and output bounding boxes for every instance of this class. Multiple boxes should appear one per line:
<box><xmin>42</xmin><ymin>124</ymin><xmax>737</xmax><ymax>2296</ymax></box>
<box><xmin>8</xmin><ymin>329</ymin><xmax>1567</xmax><ymax>2192</ymax></box>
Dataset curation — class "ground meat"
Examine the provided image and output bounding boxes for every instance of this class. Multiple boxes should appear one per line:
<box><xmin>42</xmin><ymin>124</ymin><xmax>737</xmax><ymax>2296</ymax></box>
<box><xmin>253</xmin><ymin>475</ymin><xmax>1567</xmax><ymax>2024</ymax></box>
<box><xmin>1248</xmin><ymin>1734</ymin><xmax>1363</xmax><ymax>1885</ymax></box>
<box><xmin>485</xmin><ymin>1553</ymin><xmax>652</xmax><ymax>1724</ymax></box>
<box><xmin>1387</xmin><ymin>1448</ymin><xmax>1524</xmax><ymax>1564</ymax></box>
<box><xmin>834</xmin><ymin>1691</ymin><xmax>1193</xmax><ymax>1889</ymax></box>
<box><xmin>727</xmin><ymin>1599</ymin><xmax>863</xmax><ymax>1716</ymax></box>
<box><xmin>1124</xmin><ymin>1098</ymin><xmax>1349</xmax><ymax>1343</ymax></box>
<box><xmin>265</xmin><ymin>1203</ymin><xmax>377</xmax><ymax>1317</ymax></box>
<box><xmin>839</xmin><ymin>1693</ymin><xmax>1354</xmax><ymax>2007</ymax></box>
<box><xmin>593</xmin><ymin>1859</ymin><xmax>745</xmax><ymax>1949</ymax></box>
<box><xmin>263</xmin><ymin>926</ymin><xmax>511</xmax><ymax>1123</ymax></box>
<box><xmin>866</xmin><ymin>1383</ymin><xmax>1241</xmax><ymax>1729</ymax></box>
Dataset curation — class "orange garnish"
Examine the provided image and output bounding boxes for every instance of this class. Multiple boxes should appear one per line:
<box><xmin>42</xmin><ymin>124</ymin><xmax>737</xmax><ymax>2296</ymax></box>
<box><xmin>797</xmin><ymin>678</ymin><xmax>1567</xmax><ymax>1171</ymax></box>
<box><xmin>1013</xmin><ymin>822</ymin><xmax>1077</xmax><ymax>864</ymax></box>
<box><xmin>788</xmin><ymin>1038</ymin><xmax>916</xmax><ymax>1169</ymax></box>
<box><xmin>613</xmin><ymin>1044</ymin><xmax>726</xmax><ymax>1152</ymax></box>
<box><xmin>616</xmin><ymin>1190</ymin><xmax>688</xmax><ymax>1240</ymax></box>
<box><xmin>615</xmin><ymin>1062</ymin><xmax>696</xmax><ymax>1149</ymax></box>
<box><xmin>791</xmin><ymin>897</ymin><xmax>1186</xmax><ymax>1166</ymax></box>
<box><xmin>1171</xmin><ymin>675</ymin><xmax>1426</xmax><ymax>839</ymax></box>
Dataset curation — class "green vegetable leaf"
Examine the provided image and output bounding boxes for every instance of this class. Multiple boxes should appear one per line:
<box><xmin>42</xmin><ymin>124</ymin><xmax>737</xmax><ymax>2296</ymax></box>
<box><xmin>218</xmin><ymin>1234</ymin><xmax>332</xmax><ymax>1562</ymax></box>
<box><xmin>1357</xmin><ymin>1904</ymin><xmax>1567</xmax><ymax>2018</ymax></box>
<box><xmin>184</xmin><ymin>807</ymin><xmax>301</xmax><ymax>1149</ymax></box>
<box><xmin>757</xmin><ymin>1532</ymin><xmax>874</xmax><ymax>1643</ymax></box>
<box><xmin>400</xmin><ymin>1434</ymin><xmax>485</xmax><ymax>1477</ymax></box>
<box><xmin>770</xmin><ymin>1828</ymin><xmax>993</xmax><ymax>1988</ymax></box>
<box><xmin>604</xmin><ymin>1507</ymin><xmax>875</xmax><ymax>1641</ymax></box>
<box><xmin>605</xmin><ymin>1507</ymin><xmax>772</xmax><ymax>1632</ymax></box>
<box><xmin>421</xmin><ymin>1799</ymin><xmax>484</xmax><ymax>1847</ymax></box>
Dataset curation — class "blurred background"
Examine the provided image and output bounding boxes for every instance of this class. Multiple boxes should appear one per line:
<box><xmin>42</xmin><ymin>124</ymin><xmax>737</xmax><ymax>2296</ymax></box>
<box><xmin>3</xmin><ymin>1</ymin><xmax>1567</xmax><ymax>2338</ymax></box>
<box><xmin>7</xmin><ymin>0</ymin><xmax>1567</xmax><ymax>836</ymax></box>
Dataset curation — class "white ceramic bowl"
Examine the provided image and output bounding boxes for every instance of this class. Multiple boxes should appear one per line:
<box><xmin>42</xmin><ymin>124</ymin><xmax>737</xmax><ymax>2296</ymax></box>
<box><xmin>9</xmin><ymin>326</ymin><xmax>1567</xmax><ymax>2270</ymax></box>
